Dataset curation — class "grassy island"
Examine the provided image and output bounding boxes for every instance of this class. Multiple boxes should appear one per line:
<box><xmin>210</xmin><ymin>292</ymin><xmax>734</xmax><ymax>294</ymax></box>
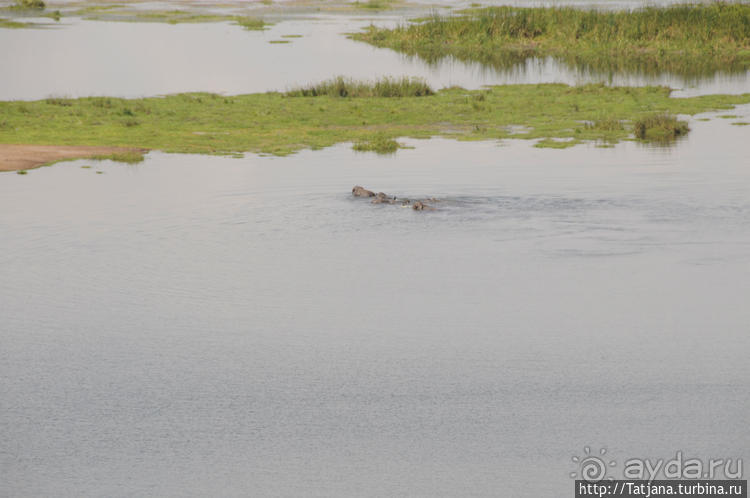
<box><xmin>1</xmin><ymin>79</ymin><xmax>749</xmax><ymax>169</ymax></box>
<box><xmin>351</xmin><ymin>4</ymin><xmax>750</xmax><ymax>78</ymax></box>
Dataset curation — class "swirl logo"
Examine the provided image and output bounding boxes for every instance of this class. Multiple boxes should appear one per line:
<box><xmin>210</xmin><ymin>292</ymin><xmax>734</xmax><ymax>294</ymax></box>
<box><xmin>570</xmin><ymin>447</ymin><xmax>617</xmax><ymax>482</ymax></box>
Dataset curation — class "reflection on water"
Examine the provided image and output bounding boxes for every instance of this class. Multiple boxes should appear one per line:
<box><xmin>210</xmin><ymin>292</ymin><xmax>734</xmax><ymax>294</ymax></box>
<box><xmin>0</xmin><ymin>15</ymin><xmax>748</xmax><ymax>100</ymax></box>
<box><xmin>1</xmin><ymin>108</ymin><xmax>749</xmax><ymax>497</ymax></box>
<box><xmin>411</xmin><ymin>52</ymin><xmax>750</xmax><ymax>98</ymax></box>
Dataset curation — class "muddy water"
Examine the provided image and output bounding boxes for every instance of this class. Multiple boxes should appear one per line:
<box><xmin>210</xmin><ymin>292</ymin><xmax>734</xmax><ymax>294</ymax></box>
<box><xmin>2</xmin><ymin>106</ymin><xmax>749</xmax><ymax>496</ymax></box>
<box><xmin>1</xmin><ymin>15</ymin><xmax>748</xmax><ymax>100</ymax></box>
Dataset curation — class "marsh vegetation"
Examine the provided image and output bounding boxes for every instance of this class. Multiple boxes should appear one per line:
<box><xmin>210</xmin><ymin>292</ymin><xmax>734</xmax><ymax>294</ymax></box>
<box><xmin>285</xmin><ymin>77</ymin><xmax>434</xmax><ymax>97</ymax></box>
<box><xmin>352</xmin><ymin>135</ymin><xmax>401</xmax><ymax>154</ymax></box>
<box><xmin>632</xmin><ymin>113</ymin><xmax>689</xmax><ymax>142</ymax></box>
<box><xmin>10</xmin><ymin>0</ymin><xmax>45</xmax><ymax>10</ymax></box>
<box><xmin>67</xmin><ymin>7</ymin><xmax>269</xmax><ymax>30</ymax></box>
<box><xmin>91</xmin><ymin>151</ymin><xmax>146</xmax><ymax>164</ymax></box>
<box><xmin>1</xmin><ymin>83</ymin><xmax>748</xmax><ymax>162</ymax></box>
<box><xmin>353</xmin><ymin>0</ymin><xmax>399</xmax><ymax>10</ymax></box>
<box><xmin>0</xmin><ymin>17</ymin><xmax>29</xmax><ymax>28</ymax></box>
<box><xmin>352</xmin><ymin>4</ymin><xmax>750</xmax><ymax>78</ymax></box>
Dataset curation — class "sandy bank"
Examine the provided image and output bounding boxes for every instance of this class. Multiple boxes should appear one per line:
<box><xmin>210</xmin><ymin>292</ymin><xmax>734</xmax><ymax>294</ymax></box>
<box><xmin>0</xmin><ymin>144</ymin><xmax>148</xmax><ymax>172</ymax></box>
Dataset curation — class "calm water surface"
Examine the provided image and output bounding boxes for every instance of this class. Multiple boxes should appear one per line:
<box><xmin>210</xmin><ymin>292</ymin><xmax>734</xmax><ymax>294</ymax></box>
<box><xmin>2</xmin><ymin>107</ymin><xmax>749</xmax><ymax>496</ymax></box>
<box><xmin>1</xmin><ymin>15</ymin><xmax>748</xmax><ymax>100</ymax></box>
<box><xmin>2</xmin><ymin>2</ymin><xmax>750</xmax><ymax>495</ymax></box>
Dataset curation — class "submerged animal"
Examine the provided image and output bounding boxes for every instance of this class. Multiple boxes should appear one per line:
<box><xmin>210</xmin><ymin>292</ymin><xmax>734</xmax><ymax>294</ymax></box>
<box><xmin>371</xmin><ymin>192</ymin><xmax>398</xmax><ymax>204</ymax></box>
<box><xmin>352</xmin><ymin>185</ymin><xmax>375</xmax><ymax>197</ymax></box>
<box><xmin>351</xmin><ymin>186</ymin><xmax>436</xmax><ymax>211</ymax></box>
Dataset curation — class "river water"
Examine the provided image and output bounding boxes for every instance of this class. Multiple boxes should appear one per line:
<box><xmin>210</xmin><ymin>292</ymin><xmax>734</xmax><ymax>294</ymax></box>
<box><xmin>0</xmin><ymin>15</ymin><xmax>748</xmax><ymax>99</ymax></box>
<box><xmin>1</xmin><ymin>3</ymin><xmax>750</xmax><ymax>497</ymax></box>
<box><xmin>2</xmin><ymin>109</ymin><xmax>750</xmax><ymax>496</ymax></box>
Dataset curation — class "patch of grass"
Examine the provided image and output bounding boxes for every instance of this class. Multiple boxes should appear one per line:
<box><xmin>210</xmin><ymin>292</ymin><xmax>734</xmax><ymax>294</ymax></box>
<box><xmin>69</xmin><ymin>7</ymin><xmax>269</xmax><ymax>30</ymax></box>
<box><xmin>16</xmin><ymin>169</ymin><xmax>28</xmax><ymax>175</ymax></box>
<box><xmin>731</xmin><ymin>121</ymin><xmax>750</xmax><ymax>126</ymax></box>
<box><xmin>633</xmin><ymin>113</ymin><xmax>689</xmax><ymax>143</ymax></box>
<box><xmin>586</xmin><ymin>116</ymin><xmax>624</xmax><ymax>131</ymax></box>
<box><xmin>281</xmin><ymin>34</ymin><xmax>303</xmax><ymax>38</ymax></box>
<box><xmin>0</xmin><ymin>17</ymin><xmax>31</xmax><ymax>28</ymax></box>
<box><xmin>286</xmin><ymin>76</ymin><xmax>434</xmax><ymax>97</ymax></box>
<box><xmin>67</xmin><ymin>4</ymin><xmax>123</xmax><ymax>14</ymax></box>
<box><xmin>351</xmin><ymin>4</ymin><xmax>750</xmax><ymax>78</ymax></box>
<box><xmin>91</xmin><ymin>151</ymin><xmax>146</xmax><ymax>164</ymax></box>
<box><xmin>269</xmin><ymin>40</ymin><xmax>290</xmax><ymax>44</ymax></box>
<box><xmin>535</xmin><ymin>138</ymin><xmax>579</xmax><ymax>149</ymax></box>
<box><xmin>45</xmin><ymin>97</ymin><xmax>73</xmax><ymax>107</ymax></box>
<box><xmin>583</xmin><ymin>116</ymin><xmax>625</xmax><ymax>144</ymax></box>
<box><xmin>234</xmin><ymin>16</ymin><xmax>266</xmax><ymax>31</ymax></box>
<box><xmin>352</xmin><ymin>135</ymin><xmax>400</xmax><ymax>154</ymax></box>
<box><xmin>10</xmin><ymin>0</ymin><xmax>45</xmax><ymax>9</ymax></box>
<box><xmin>91</xmin><ymin>97</ymin><xmax>114</xmax><ymax>109</ymax></box>
<box><xmin>718</xmin><ymin>114</ymin><xmax>739</xmax><ymax>119</ymax></box>
<box><xmin>353</xmin><ymin>0</ymin><xmax>397</xmax><ymax>10</ymax></box>
<box><xmin>1</xmin><ymin>84</ymin><xmax>748</xmax><ymax>158</ymax></box>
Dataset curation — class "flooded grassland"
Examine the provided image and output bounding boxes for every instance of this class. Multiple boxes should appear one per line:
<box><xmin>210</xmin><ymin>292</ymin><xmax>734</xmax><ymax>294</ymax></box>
<box><xmin>2</xmin><ymin>80</ymin><xmax>749</xmax><ymax>171</ymax></box>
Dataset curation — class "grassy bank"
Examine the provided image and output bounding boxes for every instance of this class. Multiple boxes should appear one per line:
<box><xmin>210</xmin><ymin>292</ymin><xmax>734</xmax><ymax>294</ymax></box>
<box><xmin>0</xmin><ymin>17</ymin><xmax>30</xmax><ymax>28</ymax></box>
<box><xmin>0</xmin><ymin>4</ymin><xmax>270</xmax><ymax>30</ymax></box>
<box><xmin>70</xmin><ymin>8</ymin><xmax>270</xmax><ymax>29</ymax></box>
<box><xmin>351</xmin><ymin>4</ymin><xmax>750</xmax><ymax>77</ymax></box>
<box><xmin>1</xmin><ymin>82</ymin><xmax>748</xmax><ymax>164</ymax></box>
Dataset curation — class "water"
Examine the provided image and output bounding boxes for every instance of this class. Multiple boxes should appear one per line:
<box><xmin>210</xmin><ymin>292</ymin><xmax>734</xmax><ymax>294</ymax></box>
<box><xmin>2</xmin><ymin>1</ymin><xmax>750</xmax><ymax>495</ymax></box>
<box><xmin>1</xmin><ymin>15</ymin><xmax>748</xmax><ymax>100</ymax></box>
<box><xmin>2</xmin><ymin>106</ymin><xmax>750</xmax><ymax>496</ymax></box>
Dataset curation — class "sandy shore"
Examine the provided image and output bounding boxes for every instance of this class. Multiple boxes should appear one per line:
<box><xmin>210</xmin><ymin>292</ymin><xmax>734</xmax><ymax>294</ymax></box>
<box><xmin>0</xmin><ymin>144</ymin><xmax>148</xmax><ymax>172</ymax></box>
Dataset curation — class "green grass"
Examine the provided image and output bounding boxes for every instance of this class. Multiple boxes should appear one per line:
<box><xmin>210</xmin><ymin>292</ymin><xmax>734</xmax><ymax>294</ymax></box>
<box><xmin>10</xmin><ymin>0</ymin><xmax>45</xmax><ymax>9</ymax></box>
<box><xmin>91</xmin><ymin>151</ymin><xmax>146</xmax><ymax>163</ymax></box>
<box><xmin>0</xmin><ymin>17</ymin><xmax>30</xmax><ymax>28</ymax></box>
<box><xmin>731</xmin><ymin>121</ymin><xmax>750</xmax><ymax>126</ymax></box>
<box><xmin>286</xmin><ymin>76</ymin><xmax>434</xmax><ymax>97</ymax></box>
<box><xmin>68</xmin><ymin>7</ymin><xmax>269</xmax><ymax>30</ymax></box>
<box><xmin>1</xmin><ymin>84</ymin><xmax>749</xmax><ymax>158</ymax></box>
<box><xmin>587</xmin><ymin>116</ymin><xmax>625</xmax><ymax>131</ymax></box>
<box><xmin>353</xmin><ymin>0</ymin><xmax>397</xmax><ymax>10</ymax></box>
<box><xmin>351</xmin><ymin>4</ymin><xmax>750</xmax><ymax>78</ymax></box>
<box><xmin>234</xmin><ymin>17</ymin><xmax>267</xmax><ymax>31</ymax></box>
<box><xmin>352</xmin><ymin>135</ymin><xmax>401</xmax><ymax>153</ymax></box>
<box><xmin>633</xmin><ymin>113</ymin><xmax>689</xmax><ymax>142</ymax></box>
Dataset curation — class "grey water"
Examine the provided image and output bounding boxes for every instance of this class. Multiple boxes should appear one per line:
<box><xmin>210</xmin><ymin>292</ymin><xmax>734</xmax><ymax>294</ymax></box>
<box><xmin>2</xmin><ymin>105</ymin><xmax>750</xmax><ymax>496</ymax></box>
<box><xmin>0</xmin><ymin>15</ymin><xmax>748</xmax><ymax>100</ymax></box>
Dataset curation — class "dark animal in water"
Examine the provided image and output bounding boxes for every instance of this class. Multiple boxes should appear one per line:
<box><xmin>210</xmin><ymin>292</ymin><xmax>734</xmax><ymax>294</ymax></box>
<box><xmin>352</xmin><ymin>185</ymin><xmax>375</xmax><ymax>197</ymax></box>
<box><xmin>352</xmin><ymin>186</ymin><xmax>436</xmax><ymax>211</ymax></box>
<box><xmin>372</xmin><ymin>192</ymin><xmax>398</xmax><ymax>204</ymax></box>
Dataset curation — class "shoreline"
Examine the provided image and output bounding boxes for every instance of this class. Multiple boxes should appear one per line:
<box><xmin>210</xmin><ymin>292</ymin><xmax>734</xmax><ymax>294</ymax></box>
<box><xmin>0</xmin><ymin>144</ymin><xmax>148</xmax><ymax>172</ymax></box>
